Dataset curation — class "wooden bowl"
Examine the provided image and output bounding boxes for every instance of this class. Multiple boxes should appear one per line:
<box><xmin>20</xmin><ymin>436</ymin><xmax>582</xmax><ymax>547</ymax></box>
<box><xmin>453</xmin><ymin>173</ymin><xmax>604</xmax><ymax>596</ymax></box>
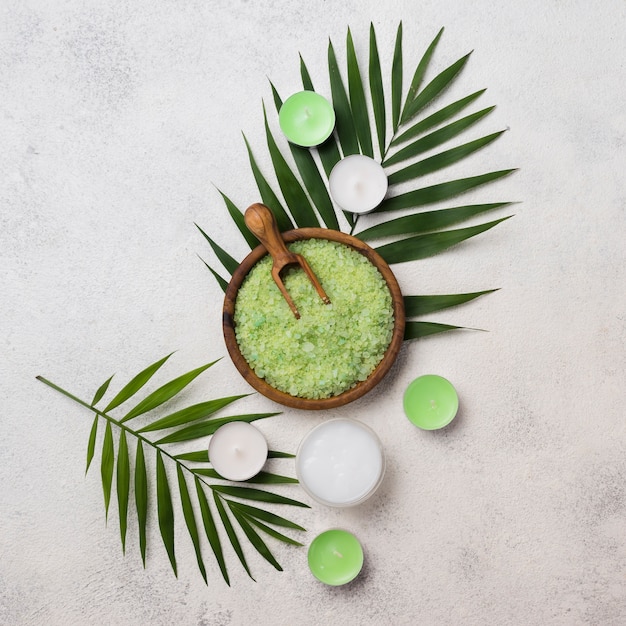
<box><xmin>223</xmin><ymin>227</ymin><xmax>405</xmax><ymax>410</ymax></box>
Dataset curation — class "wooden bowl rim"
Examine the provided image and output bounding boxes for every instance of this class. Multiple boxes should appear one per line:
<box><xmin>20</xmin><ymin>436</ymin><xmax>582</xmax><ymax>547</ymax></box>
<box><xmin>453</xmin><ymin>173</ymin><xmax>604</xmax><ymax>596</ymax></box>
<box><xmin>222</xmin><ymin>227</ymin><xmax>405</xmax><ymax>410</ymax></box>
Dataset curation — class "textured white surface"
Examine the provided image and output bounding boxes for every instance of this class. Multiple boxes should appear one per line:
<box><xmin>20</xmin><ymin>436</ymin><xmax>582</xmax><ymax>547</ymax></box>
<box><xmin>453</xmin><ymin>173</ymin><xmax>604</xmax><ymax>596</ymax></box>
<box><xmin>2</xmin><ymin>1</ymin><xmax>625</xmax><ymax>625</ymax></box>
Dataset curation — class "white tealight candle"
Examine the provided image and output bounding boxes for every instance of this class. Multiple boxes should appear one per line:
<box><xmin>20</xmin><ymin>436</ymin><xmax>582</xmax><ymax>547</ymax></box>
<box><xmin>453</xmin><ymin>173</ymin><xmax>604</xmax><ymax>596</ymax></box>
<box><xmin>208</xmin><ymin>422</ymin><xmax>268</xmax><ymax>481</ymax></box>
<box><xmin>328</xmin><ymin>154</ymin><xmax>388</xmax><ymax>214</ymax></box>
<box><xmin>295</xmin><ymin>418</ymin><xmax>385</xmax><ymax>507</ymax></box>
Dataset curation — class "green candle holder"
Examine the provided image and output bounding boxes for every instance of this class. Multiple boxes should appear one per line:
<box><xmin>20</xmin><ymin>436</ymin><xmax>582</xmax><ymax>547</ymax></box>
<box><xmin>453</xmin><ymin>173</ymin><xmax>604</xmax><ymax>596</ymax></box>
<box><xmin>307</xmin><ymin>529</ymin><xmax>364</xmax><ymax>586</ymax></box>
<box><xmin>403</xmin><ymin>374</ymin><xmax>459</xmax><ymax>430</ymax></box>
<box><xmin>278</xmin><ymin>91</ymin><xmax>335</xmax><ymax>147</ymax></box>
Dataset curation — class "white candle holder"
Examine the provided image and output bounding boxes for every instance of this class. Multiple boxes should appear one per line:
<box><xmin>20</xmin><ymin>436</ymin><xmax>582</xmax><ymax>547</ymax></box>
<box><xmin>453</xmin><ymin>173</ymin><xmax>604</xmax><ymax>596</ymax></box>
<box><xmin>329</xmin><ymin>154</ymin><xmax>388</xmax><ymax>214</ymax></box>
<box><xmin>208</xmin><ymin>421</ymin><xmax>268</xmax><ymax>482</ymax></box>
<box><xmin>295</xmin><ymin>418</ymin><xmax>385</xmax><ymax>507</ymax></box>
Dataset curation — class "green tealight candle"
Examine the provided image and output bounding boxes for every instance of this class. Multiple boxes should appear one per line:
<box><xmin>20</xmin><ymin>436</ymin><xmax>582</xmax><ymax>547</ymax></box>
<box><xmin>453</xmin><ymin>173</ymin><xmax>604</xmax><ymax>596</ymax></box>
<box><xmin>307</xmin><ymin>529</ymin><xmax>364</xmax><ymax>586</ymax></box>
<box><xmin>279</xmin><ymin>91</ymin><xmax>335</xmax><ymax>147</ymax></box>
<box><xmin>403</xmin><ymin>374</ymin><xmax>459</xmax><ymax>430</ymax></box>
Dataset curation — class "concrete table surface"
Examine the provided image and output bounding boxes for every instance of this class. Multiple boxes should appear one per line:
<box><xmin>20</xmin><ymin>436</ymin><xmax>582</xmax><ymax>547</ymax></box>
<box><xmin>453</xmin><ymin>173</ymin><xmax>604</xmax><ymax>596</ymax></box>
<box><xmin>2</xmin><ymin>1</ymin><xmax>625</xmax><ymax>624</ymax></box>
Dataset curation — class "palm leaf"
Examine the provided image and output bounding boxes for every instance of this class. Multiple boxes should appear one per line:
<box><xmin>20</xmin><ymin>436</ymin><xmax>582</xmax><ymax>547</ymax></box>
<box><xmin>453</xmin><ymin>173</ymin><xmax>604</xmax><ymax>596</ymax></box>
<box><xmin>195</xmin><ymin>477</ymin><xmax>229</xmax><ymax>585</ymax></box>
<box><xmin>213</xmin><ymin>491</ymin><xmax>253</xmax><ymax>580</ymax></box>
<box><xmin>138</xmin><ymin>395</ymin><xmax>249</xmax><ymax>433</ymax></box>
<box><xmin>116</xmin><ymin>428</ymin><xmax>130</xmax><ymax>552</ymax></box>
<box><xmin>193</xmin><ymin>469</ymin><xmax>298</xmax><ymax>485</ymax></box>
<box><xmin>216</xmin><ymin>189</ymin><xmax>258</xmax><ymax>249</ymax></box>
<box><xmin>391</xmin><ymin>89</ymin><xmax>487</xmax><ymax>147</ymax></box>
<box><xmin>211</xmin><ymin>485</ymin><xmax>309</xmax><ymax>508</ymax></box>
<box><xmin>379</xmin><ymin>170</ymin><xmax>516</xmax><ymax>212</ymax></box>
<box><xmin>383</xmin><ymin>106</ymin><xmax>495</xmax><ymax>167</ymax></box>
<box><xmin>375</xmin><ymin>216</ymin><xmax>512</xmax><ymax>264</ymax></box>
<box><xmin>267</xmin><ymin>451</ymin><xmax>295</xmax><ymax>459</ymax></box>
<box><xmin>315</xmin><ymin>133</ymin><xmax>342</xmax><ymax>180</ymax></box>
<box><xmin>243</xmin><ymin>133</ymin><xmax>293</xmax><ymax>232</ymax></box>
<box><xmin>356</xmin><ymin>202</ymin><xmax>511</xmax><ymax>241</ymax></box>
<box><xmin>226</xmin><ymin>502</ymin><xmax>306</xmax><ymax>531</ymax></box>
<box><xmin>120</xmin><ymin>360</ymin><xmax>218</xmax><ymax>423</ymax></box>
<box><xmin>404</xmin><ymin>290</ymin><xmax>498</xmax><ymax>317</ymax></box>
<box><xmin>400</xmin><ymin>51</ymin><xmax>472</xmax><ymax>125</ymax></box>
<box><xmin>347</xmin><ymin>28</ymin><xmax>374</xmax><ymax>158</ymax></box>
<box><xmin>197</xmin><ymin>255</ymin><xmax>229</xmax><ymax>293</ymax></box>
<box><xmin>227</xmin><ymin>503</ymin><xmax>283</xmax><ymax>571</ymax></box>
<box><xmin>156</xmin><ymin>450</ymin><xmax>177</xmax><ymax>576</ymax></box>
<box><xmin>286</xmin><ymin>143</ymin><xmax>340</xmax><ymax>230</ymax></box>
<box><xmin>405</xmin><ymin>321</ymin><xmax>469</xmax><ymax>339</ymax></box>
<box><xmin>388</xmin><ymin>131</ymin><xmax>506</xmax><ymax>185</ymax></box>
<box><xmin>93</xmin><ymin>374</ymin><xmax>114</xmax><ymax>406</ymax></box>
<box><xmin>300</xmin><ymin>55</ymin><xmax>342</xmax><ymax>177</ymax></box>
<box><xmin>299</xmin><ymin>54</ymin><xmax>314</xmax><ymax>90</ymax></box>
<box><xmin>270</xmin><ymin>83</ymin><xmax>340</xmax><ymax>230</ymax></box>
<box><xmin>328</xmin><ymin>38</ymin><xmax>360</xmax><ymax>156</ymax></box>
<box><xmin>101</xmin><ymin>421</ymin><xmax>114</xmax><ymax>520</ymax></box>
<box><xmin>103</xmin><ymin>353</ymin><xmax>172</xmax><ymax>413</ymax></box>
<box><xmin>177</xmin><ymin>465</ymin><xmax>207</xmax><ymax>584</ymax></box>
<box><xmin>175</xmin><ymin>450</ymin><xmax>210</xmax><ymax>462</ymax></box>
<box><xmin>175</xmin><ymin>449</ymin><xmax>294</xmax><ymax>462</ymax></box>
<box><xmin>86</xmin><ymin>416</ymin><xmax>98</xmax><ymax>475</ymax></box>
<box><xmin>240</xmin><ymin>514</ymin><xmax>304</xmax><ymax>546</ymax></box>
<box><xmin>368</xmin><ymin>23</ymin><xmax>386</xmax><ymax>158</ymax></box>
<box><xmin>299</xmin><ymin>56</ymin><xmax>343</xmax><ymax>177</ymax></box>
<box><xmin>400</xmin><ymin>27</ymin><xmax>444</xmax><ymax>122</ymax></box>
<box><xmin>195</xmin><ymin>224</ymin><xmax>239</xmax><ymax>275</ymax></box>
<box><xmin>38</xmin><ymin>357</ymin><xmax>304</xmax><ymax>585</ymax></box>
<box><xmin>239</xmin><ymin>471</ymin><xmax>298</xmax><ymax>485</ymax></box>
<box><xmin>263</xmin><ymin>104</ymin><xmax>320</xmax><ymax>227</ymax></box>
<box><xmin>155</xmin><ymin>412</ymin><xmax>279</xmax><ymax>445</ymax></box>
<box><xmin>87</xmin><ymin>372</ymin><xmax>112</xmax><ymax>474</ymax></box>
<box><xmin>135</xmin><ymin>439</ymin><xmax>148</xmax><ymax>566</ymax></box>
<box><xmin>391</xmin><ymin>22</ymin><xmax>403</xmax><ymax>132</ymax></box>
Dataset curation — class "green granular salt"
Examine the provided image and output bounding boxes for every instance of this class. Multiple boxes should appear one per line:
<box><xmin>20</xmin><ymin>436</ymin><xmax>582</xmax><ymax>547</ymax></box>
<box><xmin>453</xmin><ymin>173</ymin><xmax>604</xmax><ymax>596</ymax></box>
<box><xmin>234</xmin><ymin>239</ymin><xmax>395</xmax><ymax>399</ymax></box>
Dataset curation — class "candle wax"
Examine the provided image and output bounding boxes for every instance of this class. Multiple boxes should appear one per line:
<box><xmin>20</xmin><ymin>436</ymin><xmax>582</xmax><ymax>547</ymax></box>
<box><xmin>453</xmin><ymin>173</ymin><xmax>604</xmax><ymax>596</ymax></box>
<box><xmin>296</xmin><ymin>418</ymin><xmax>385</xmax><ymax>507</ymax></box>
<box><xmin>403</xmin><ymin>375</ymin><xmax>459</xmax><ymax>430</ymax></box>
<box><xmin>279</xmin><ymin>91</ymin><xmax>335</xmax><ymax>147</ymax></box>
<box><xmin>308</xmin><ymin>529</ymin><xmax>364</xmax><ymax>586</ymax></box>
<box><xmin>329</xmin><ymin>154</ymin><xmax>388</xmax><ymax>214</ymax></box>
<box><xmin>208</xmin><ymin>421</ymin><xmax>268</xmax><ymax>481</ymax></box>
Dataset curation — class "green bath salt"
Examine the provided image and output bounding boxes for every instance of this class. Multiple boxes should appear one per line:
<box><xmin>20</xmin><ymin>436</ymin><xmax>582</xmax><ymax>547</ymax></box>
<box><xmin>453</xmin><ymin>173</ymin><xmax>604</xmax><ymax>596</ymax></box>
<box><xmin>234</xmin><ymin>239</ymin><xmax>394</xmax><ymax>399</ymax></box>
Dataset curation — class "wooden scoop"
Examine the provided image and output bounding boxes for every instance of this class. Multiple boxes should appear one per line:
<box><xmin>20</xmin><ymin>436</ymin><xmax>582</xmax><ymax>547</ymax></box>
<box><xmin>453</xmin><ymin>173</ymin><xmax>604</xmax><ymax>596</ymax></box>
<box><xmin>244</xmin><ymin>203</ymin><xmax>331</xmax><ymax>319</ymax></box>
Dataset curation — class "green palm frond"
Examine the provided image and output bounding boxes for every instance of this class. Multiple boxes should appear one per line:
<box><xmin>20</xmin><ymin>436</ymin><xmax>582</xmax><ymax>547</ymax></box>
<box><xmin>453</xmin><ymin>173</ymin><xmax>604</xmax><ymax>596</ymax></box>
<box><xmin>37</xmin><ymin>355</ymin><xmax>307</xmax><ymax>585</ymax></box>
<box><xmin>198</xmin><ymin>22</ymin><xmax>517</xmax><ymax>336</ymax></box>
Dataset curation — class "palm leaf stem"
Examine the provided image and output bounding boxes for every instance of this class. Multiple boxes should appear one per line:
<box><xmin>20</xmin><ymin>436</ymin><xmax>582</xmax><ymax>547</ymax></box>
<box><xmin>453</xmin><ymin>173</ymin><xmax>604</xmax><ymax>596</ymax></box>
<box><xmin>349</xmin><ymin>214</ymin><xmax>360</xmax><ymax>236</ymax></box>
